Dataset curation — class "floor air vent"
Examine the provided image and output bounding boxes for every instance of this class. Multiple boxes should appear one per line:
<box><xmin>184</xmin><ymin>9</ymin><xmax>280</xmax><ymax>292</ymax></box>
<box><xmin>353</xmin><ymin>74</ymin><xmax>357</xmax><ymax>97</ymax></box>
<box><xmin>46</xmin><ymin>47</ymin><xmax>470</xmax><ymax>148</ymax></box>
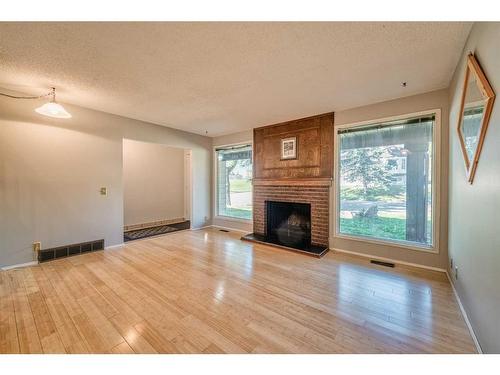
<box><xmin>38</xmin><ymin>239</ymin><xmax>104</xmax><ymax>263</ymax></box>
<box><xmin>370</xmin><ymin>259</ymin><xmax>395</xmax><ymax>268</ymax></box>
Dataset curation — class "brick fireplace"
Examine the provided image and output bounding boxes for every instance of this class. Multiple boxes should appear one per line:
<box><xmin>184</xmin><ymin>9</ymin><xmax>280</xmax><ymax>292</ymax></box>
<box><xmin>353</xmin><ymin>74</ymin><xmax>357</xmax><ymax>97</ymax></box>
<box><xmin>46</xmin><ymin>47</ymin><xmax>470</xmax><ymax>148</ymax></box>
<box><xmin>253</xmin><ymin>182</ymin><xmax>330</xmax><ymax>247</ymax></box>
<box><xmin>242</xmin><ymin>112</ymin><xmax>334</xmax><ymax>257</ymax></box>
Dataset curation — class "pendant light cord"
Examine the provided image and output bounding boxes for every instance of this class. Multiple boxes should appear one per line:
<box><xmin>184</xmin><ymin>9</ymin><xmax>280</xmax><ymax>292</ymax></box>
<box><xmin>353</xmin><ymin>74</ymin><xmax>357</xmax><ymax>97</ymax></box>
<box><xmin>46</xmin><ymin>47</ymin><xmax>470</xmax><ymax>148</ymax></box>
<box><xmin>0</xmin><ymin>87</ymin><xmax>55</xmax><ymax>100</ymax></box>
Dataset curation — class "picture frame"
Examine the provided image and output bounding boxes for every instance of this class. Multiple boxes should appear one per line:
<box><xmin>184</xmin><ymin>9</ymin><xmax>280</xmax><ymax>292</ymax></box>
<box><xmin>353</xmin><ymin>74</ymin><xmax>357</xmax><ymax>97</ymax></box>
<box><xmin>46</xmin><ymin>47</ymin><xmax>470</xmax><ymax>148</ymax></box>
<box><xmin>281</xmin><ymin>136</ymin><xmax>297</xmax><ymax>160</ymax></box>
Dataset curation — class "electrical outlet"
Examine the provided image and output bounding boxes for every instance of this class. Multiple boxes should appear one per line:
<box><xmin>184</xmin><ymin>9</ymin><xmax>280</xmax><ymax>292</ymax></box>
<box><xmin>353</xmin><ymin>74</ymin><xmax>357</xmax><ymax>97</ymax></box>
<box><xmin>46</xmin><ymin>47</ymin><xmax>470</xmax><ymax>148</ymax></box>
<box><xmin>33</xmin><ymin>242</ymin><xmax>41</xmax><ymax>253</ymax></box>
<box><xmin>450</xmin><ymin>258</ymin><xmax>453</xmax><ymax>269</ymax></box>
<box><xmin>455</xmin><ymin>266</ymin><xmax>458</xmax><ymax>280</ymax></box>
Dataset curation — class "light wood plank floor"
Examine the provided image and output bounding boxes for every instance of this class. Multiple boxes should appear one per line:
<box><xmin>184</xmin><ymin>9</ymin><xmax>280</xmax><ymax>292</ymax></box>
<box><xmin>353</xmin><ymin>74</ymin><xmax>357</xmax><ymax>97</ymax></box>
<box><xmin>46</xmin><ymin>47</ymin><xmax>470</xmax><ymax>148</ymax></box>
<box><xmin>0</xmin><ymin>228</ymin><xmax>476</xmax><ymax>354</ymax></box>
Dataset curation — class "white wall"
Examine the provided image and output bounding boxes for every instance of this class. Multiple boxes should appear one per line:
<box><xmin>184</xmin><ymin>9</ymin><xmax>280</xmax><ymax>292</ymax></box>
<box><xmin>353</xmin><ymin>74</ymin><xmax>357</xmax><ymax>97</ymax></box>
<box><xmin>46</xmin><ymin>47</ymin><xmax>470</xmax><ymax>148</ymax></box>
<box><xmin>123</xmin><ymin>140</ymin><xmax>185</xmax><ymax>226</ymax></box>
<box><xmin>212</xmin><ymin>130</ymin><xmax>253</xmax><ymax>232</ymax></box>
<box><xmin>0</xmin><ymin>92</ymin><xmax>212</xmax><ymax>267</ymax></box>
<box><xmin>448</xmin><ymin>22</ymin><xmax>500</xmax><ymax>353</ymax></box>
<box><xmin>332</xmin><ymin>89</ymin><xmax>450</xmax><ymax>270</ymax></box>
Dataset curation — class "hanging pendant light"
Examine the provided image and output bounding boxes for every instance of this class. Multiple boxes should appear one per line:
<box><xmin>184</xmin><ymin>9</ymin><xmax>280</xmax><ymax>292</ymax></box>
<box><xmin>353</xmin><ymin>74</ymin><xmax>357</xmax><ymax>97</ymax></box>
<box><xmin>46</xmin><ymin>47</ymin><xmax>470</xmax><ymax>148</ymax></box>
<box><xmin>0</xmin><ymin>86</ymin><xmax>72</xmax><ymax>119</ymax></box>
<box><xmin>35</xmin><ymin>87</ymin><xmax>72</xmax><ymax>118</ymax></box>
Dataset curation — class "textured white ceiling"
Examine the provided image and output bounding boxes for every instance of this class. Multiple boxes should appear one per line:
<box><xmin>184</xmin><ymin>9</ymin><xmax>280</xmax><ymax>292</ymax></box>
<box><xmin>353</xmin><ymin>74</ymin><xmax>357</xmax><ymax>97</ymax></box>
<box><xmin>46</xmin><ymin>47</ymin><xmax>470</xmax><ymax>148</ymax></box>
<box><xmin>0</xmin><ymin>22</ymin><xmax>472</xmax><ymax>136</ymax></box>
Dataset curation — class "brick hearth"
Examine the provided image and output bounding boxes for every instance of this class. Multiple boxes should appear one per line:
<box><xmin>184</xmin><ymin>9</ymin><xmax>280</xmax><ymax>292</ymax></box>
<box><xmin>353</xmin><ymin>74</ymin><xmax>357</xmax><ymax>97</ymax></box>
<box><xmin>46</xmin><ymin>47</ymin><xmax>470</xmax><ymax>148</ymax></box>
<box><xmin>253</xmin><ymin>183</ymin><xmax>330</xmax><ymax>247</ymax></box>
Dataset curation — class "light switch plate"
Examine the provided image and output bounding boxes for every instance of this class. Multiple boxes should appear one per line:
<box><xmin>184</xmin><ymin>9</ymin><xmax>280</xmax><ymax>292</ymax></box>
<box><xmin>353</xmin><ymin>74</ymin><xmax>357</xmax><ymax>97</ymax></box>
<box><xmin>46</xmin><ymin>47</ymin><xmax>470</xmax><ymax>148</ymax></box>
<box><xmin>100</xmin><ymin>187</ymin><xmax>107</xmax><ymax>196</ymax></box>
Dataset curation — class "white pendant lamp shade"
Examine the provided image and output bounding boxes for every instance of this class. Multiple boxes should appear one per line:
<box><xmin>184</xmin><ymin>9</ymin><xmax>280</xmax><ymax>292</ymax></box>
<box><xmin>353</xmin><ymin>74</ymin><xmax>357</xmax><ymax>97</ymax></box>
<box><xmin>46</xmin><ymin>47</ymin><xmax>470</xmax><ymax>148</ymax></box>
<box><xmin>35</xmin><ymin>101</ymin><xmax>72</xmax><ymax>118</ymax></box>
<box><xmin>0</xmin><ymin>87</ymin><xmax>72</xmax><ymax>119</ymax></box>
<box><xmin>34</xmin><ymin>87</ymin><xmax>72</xmax><ymax>118</ymax></box>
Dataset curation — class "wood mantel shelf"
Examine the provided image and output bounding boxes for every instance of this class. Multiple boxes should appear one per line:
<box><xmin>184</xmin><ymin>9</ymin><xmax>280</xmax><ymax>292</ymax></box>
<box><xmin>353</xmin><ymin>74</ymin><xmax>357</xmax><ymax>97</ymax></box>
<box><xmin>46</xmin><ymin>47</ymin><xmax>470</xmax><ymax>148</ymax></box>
<box><xmin>252</xmin><ymin>178</ymin><xmax>332</xmax><ymax>187</ymax></box>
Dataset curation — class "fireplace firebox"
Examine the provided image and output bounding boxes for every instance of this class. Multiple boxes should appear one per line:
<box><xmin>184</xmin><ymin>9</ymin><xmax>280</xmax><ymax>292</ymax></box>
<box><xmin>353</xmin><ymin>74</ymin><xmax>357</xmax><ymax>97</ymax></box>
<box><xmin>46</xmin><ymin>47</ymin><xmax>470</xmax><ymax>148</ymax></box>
<box><xmin>241</xmin><ymin>198</ymin><xmax>328</xmax><ymax>257</ymax></box>
<box><xmin>266</xmin><ymin>201</ymin><xmax>311</xmax><ymax>249</ymax></box>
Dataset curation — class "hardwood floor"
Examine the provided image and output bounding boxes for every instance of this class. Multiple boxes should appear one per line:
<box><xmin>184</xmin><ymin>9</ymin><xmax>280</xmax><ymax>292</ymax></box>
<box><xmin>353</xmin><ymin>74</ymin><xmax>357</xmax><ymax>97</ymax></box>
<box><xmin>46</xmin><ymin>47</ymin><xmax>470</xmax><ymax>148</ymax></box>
<box><xmin>0</xmin><ymin>228</ymin><xmax>476</xmax><ymax>354</ymax></box>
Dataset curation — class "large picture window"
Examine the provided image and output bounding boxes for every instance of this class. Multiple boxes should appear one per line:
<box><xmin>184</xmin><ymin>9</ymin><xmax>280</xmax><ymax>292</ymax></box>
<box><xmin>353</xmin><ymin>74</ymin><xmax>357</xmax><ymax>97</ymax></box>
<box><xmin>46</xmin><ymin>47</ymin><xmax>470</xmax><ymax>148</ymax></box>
<box><xmin>216</xmin><ymin>144</ymin><xmax>253</xmax><ymax>220</ymax></box>
<box><xmin>336</xmin><ymin>114</ymin><xmax>437</xmax><ymax>248</ymax></box>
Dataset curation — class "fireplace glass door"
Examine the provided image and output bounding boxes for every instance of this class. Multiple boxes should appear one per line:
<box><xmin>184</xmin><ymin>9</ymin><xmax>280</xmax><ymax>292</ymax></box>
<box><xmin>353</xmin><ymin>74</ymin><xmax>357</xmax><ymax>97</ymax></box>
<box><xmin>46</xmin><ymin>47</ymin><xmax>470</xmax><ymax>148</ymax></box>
<box><xmin>266</xmin><ymin>201</ymin><xmax>311</xmax><ymax>249</ymax></box>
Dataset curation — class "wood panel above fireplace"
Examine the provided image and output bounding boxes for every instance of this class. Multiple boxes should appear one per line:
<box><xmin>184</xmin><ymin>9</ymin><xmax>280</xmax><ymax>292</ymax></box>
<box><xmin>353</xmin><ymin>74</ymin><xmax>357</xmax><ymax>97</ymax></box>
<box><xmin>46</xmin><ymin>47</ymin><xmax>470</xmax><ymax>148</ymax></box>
<box><xmin>253</xmin><ymin>112</ymin><xmax>334</xmax><ymax>183</ymax></box>
<box><xmin>243</xmin><ymin>112</ymin><xmax>334</xmax><ymax>256</ymax></box>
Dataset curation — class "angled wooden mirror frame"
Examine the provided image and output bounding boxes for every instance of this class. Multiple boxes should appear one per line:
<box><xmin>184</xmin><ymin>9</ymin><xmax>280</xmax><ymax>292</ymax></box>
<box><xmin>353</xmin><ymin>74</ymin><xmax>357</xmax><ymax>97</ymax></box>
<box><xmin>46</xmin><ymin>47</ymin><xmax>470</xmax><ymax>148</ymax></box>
<box><xmin>457</xmin><ymin>53</ymin><xmax>496</xmax><ymax>184</ymax></box>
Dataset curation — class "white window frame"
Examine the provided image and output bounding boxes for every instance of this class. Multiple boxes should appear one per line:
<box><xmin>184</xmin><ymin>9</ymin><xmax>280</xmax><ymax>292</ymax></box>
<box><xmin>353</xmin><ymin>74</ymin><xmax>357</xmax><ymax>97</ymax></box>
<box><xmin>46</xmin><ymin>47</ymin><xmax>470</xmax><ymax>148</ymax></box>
<box><xmin>213</xmin><ymin>141</ymin><xmax>253</xmax><ymax>223</ymax></box>
<box><xmin>333</xmin><ymin>109</ymin><xmax>441</xmax><ymax>253</ymax></box>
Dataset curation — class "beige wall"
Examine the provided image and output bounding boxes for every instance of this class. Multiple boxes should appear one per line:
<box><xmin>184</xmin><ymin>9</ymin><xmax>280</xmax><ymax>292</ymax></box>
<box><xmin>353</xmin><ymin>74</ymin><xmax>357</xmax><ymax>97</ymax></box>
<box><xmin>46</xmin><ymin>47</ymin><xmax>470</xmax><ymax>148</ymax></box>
<box><xmin>332</xmin><ymin>89</ymin><xmax>450</xmax><ymax>270</ymax></box>
<box><xmin>0</xmin><ymin>92</ymin><xmax>212</xmax><ymax>267</ymax></box>
<box><xmin>123</xmin><ymin>140</ymin><xmax>185</xmax><ymax>226</ymax></box>
<box><xmin>212</xmin><ymin>130</ymin><xmax>253</xmax><ymax>232</ymax></box>
<box><xmin>448</xmin><ymin>22</ymin><xmax>500</xmax><ymax>353</ymax></box>
<box><xmin>213</xmin><ymin>130</ymin><xmax>253</xmax><ymax>147</ymax></box>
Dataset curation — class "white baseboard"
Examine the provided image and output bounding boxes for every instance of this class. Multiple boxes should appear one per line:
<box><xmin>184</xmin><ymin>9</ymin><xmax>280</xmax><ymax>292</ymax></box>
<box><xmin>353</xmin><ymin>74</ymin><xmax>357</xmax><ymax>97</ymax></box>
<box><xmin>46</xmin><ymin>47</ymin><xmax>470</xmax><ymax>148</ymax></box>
<box><xmin>446</xmin><ymin>271</ymin><xmax>483</xmax><ymax>354</ymax></box>
<box><xmin>190</xmin><ymin>225</ymin><xmax>213</xmax><ymax>231</ymax></box>
<box><xmin>105</xmin><ymin>243</ymin><xmax>124</xmax><ymax>250</ymax></box>
<box><xmin>1</xmin><ymin>260</ymin><xmax>38</xmax><ymax>271</ymax></box>
<box><xmin>331</xmin><ymin>247</ymin><xmax>447</xmax><ymax>273</ymax></box>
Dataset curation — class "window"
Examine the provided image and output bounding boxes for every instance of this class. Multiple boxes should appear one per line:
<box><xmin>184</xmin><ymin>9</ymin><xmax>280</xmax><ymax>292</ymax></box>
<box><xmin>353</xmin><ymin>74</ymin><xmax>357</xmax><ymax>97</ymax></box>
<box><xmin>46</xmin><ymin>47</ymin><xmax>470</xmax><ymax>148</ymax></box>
<box><xmin>336</xmin><ymin>114</ymin><xmax>437</xmax><ymax>248</ymax></box>
<box><xmin>216</xmin><ymin>144</ymin><xmax>253</xmax><ymax>220</ymax></box>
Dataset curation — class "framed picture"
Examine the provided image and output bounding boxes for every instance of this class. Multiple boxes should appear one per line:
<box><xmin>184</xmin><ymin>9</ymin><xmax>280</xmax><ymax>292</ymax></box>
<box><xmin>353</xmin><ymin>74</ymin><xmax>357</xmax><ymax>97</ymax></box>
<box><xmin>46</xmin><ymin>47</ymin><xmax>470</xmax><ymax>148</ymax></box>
<box><xmin>281</xmin><ymin>136</ymin><xmax>297</xmax><ymax>160</ymax></box>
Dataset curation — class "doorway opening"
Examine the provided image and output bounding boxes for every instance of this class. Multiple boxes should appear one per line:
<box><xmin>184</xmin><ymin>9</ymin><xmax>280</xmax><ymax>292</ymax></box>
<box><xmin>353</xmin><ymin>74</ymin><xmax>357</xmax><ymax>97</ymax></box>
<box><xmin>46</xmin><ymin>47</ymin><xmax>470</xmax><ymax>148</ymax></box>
<box><xmin>122</xmin><ymin>139</ymin><xmax>192</xmax><ymax>242</ymax></box>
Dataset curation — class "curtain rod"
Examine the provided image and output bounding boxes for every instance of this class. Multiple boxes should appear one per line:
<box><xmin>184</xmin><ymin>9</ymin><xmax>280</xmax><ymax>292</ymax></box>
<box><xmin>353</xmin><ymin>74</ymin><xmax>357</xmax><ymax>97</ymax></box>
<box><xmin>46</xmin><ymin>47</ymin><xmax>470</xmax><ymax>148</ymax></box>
<box><xmin>215</xmin><ymin>144</ymin><xmax>252</xmax><ymax>152</ymax></box>
<box><xmin>338</xmin><ymin>115</ymin><xmax>435</xmax><ymax>135</ymax></box>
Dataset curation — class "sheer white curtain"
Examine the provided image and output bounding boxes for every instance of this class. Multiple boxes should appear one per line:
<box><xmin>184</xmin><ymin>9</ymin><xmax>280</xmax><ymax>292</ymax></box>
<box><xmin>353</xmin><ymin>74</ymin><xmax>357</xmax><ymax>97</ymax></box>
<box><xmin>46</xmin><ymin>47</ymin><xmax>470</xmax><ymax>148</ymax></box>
<box><xmin>338</xmin><ymin>116</ymin><xmax>435</xmax><ymax>247</ymax></box>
